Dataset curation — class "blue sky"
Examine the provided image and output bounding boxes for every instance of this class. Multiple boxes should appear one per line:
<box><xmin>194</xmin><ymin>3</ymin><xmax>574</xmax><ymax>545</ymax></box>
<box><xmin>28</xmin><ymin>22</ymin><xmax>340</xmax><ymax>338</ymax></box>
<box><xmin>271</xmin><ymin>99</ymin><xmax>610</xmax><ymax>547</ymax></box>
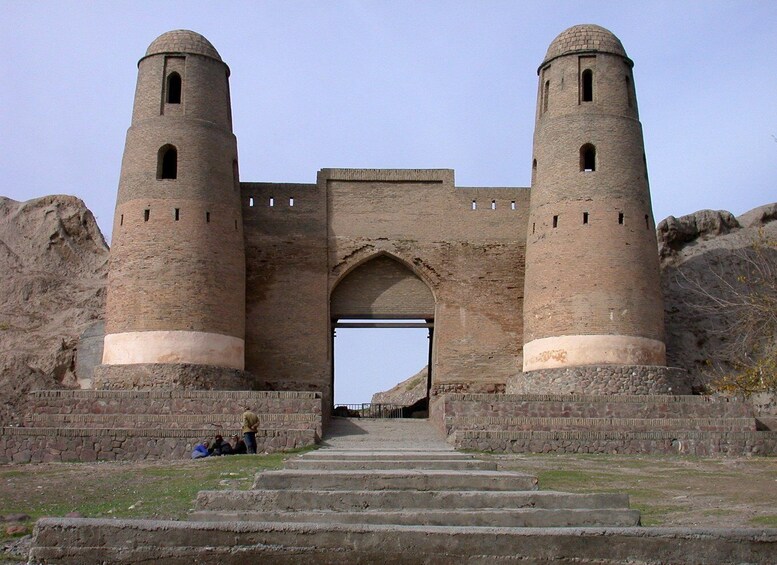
<box><xmin>2</xmin><ymin>2</ymin><xmax>776</xmax><ymax>403</ymax></box>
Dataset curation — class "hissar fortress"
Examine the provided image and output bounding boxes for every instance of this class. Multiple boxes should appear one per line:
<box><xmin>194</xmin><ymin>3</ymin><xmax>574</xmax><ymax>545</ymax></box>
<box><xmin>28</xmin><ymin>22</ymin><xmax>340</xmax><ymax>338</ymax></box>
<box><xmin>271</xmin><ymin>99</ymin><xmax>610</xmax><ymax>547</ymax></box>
<box><xmin>100</xmin><ymin>24</ymin><xmax>678</xmax><ymax>399</ymax></box>
<box><xmin>5</xmin><ymin>24</ymin><xmax>775</xmax><ymax>461</ymax></box>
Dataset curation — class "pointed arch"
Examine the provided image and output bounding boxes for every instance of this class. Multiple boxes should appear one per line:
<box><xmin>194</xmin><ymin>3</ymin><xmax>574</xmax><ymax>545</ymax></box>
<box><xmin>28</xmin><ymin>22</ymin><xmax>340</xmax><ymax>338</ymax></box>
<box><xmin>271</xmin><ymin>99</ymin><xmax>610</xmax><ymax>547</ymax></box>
<box><xmin>330</xmin><ymin>253</ymin><xmax>435</xmax><ymax>319</ymax></box>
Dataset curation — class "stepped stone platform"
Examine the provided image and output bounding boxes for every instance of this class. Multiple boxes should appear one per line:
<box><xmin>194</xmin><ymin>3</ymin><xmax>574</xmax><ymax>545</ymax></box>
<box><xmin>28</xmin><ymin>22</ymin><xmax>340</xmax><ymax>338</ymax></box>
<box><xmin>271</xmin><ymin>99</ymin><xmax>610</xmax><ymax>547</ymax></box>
<box><xmin>433</xmin><ymin>393</ymin><xmax>777</xmax><ymax>455</ymax></box>
<box><xmin>0</xmin><ymin>389</ymin><xmax>321</xmax><ymax>463</ymax></box>
<box><xmin>30</xmin><ymin>418</ymin><xmax>777</xmax><ymax>563</ymax></box>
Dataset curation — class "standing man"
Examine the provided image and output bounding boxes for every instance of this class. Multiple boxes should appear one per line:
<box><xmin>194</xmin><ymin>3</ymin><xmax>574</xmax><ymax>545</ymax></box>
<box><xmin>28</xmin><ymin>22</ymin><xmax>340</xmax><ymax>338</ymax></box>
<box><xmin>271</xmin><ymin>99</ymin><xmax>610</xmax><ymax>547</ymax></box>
<box><xmin>241</xmin><ymin>406</ymin><xmax>259</xmax><ymax>455</ymax></box>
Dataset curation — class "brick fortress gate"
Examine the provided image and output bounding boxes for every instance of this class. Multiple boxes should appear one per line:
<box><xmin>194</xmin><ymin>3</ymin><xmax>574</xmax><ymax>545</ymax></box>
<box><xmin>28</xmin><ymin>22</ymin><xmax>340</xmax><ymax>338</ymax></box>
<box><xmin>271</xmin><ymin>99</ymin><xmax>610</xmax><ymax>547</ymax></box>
<box><xmin>4</xmin><ymin>25</ymin><xmax>775</xmax><ymax>463</ymax></box>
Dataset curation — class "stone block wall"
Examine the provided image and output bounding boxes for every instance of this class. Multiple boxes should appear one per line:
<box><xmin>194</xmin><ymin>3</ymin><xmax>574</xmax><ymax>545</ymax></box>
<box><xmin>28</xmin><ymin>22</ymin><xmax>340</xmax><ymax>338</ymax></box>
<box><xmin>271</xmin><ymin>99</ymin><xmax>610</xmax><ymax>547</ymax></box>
<box><xmin>3</xmin><ymin>389</ymin><xmax>322</xmax><ymax>463</ymax></box>
<box><xmin>507</xmin><ymin>365</ymin><xmax>691</xmax><ymax>395</ymax></box>
<box><xmin>0</xmin><ymin>427</ymin><xmax>315</xmax><ymax>464</ymax></box>
<box><xmin>430</xmin><ymin>392</ymin><xmax>773</xmax><ymax>456</ymax></box>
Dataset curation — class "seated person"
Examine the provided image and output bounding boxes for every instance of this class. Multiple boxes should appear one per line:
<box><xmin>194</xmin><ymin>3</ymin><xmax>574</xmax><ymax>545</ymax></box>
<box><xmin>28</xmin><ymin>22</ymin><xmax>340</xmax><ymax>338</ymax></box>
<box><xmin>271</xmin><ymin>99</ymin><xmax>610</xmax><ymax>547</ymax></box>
<box><xmin>191</xmin><ymin>441</ymin><xmax>210</xmax><ymax>459</ymax></box>
<box><xmin>210</xmin><ymin>434</ymin><xmax>233</xmax><ymax>456</ymax></box>
<box><xmin>230</xmin><ymin>434</ymin><xmax>247</xmax><ymax>455</ymax></box>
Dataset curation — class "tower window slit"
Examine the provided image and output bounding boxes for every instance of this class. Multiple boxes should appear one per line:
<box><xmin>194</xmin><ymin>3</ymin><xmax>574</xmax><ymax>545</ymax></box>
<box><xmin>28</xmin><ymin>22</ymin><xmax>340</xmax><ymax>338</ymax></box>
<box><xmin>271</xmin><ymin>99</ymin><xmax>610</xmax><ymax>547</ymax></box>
<box><xmin>645</xmin><ymin>214</ymin><xmax>650</xmax><ymax>229</ymax></box>
<box><xmin>289</xmin><ymin>197</ymin><xmax>295</xmax><ymax>207</ymax></box>
<box><xmin>144</xmin><ymin>209</ymin><xmax>150</xmax><ymax>222</ymax></box>
<box><xmin>582</xmin><ymin>69</ymin><xmax>593</xmax><ymax>102</ymax></box>
<box><xmin>120</xmin><ymin>214</ymin><xmax>123</xmax><ymax>226</ymax></box>
<box><xmin>206</xmin><ymin>211</ymin><xmax>210</xmax><ymax>223</ymax></box>
<box><xmin>552</xmin><ymin>215</ymin><xmax>558</xmax><ymax>228</ymax></box>
<box><xmin>543</xmin><ymin>80</ymin><xmax>550</xmax><ymax>113</ymax></box>
<box><xmin>491</xmin><ymin>200</ymin><xmax>496</xmax><ymax>210</ymax></box>
<box><xmin>174</xmin><ymin>208</ymin><xmax>180</xmax><ymax>221</ymax></box>
<box><xmin>625</xmin><ymin>75</ymin><xmax>633</xmax><ymax>108</ymax></box>
<box><xmin>269</xmin><ymin>197</ymin><xmax>275</xmax><ymax>207</ymax></box>
<box><xmin>532</xmin><ymin>222</ymin><xmax>535</xmax><ymax>234</ymax></box>
<box><xmin>618</xmin><ymin>212</ymin><xmax>624</xmax><ymax>225</ymax></box>
<box><xmin>583</xmin><ymin>212</ymin><xmax>589</xmax><ymax>224</ymax></box>
<box><xmin>249</xmin><ymin>197</ymin><xmax>254</xmax><ymax>207</ymax></box>
<box><xmin>166</xmin><ymin>72</ymin><xmax>181</xmax><ymax>104</ymax></box>
<box><xmin>471</xmin><ymin>200</ymin><xmax>477</xmax><ymax>210</ymax></box>
<box><xmin>511</xmin><ymin>201</ymin><xmax>516</xmax><ymax>210</ymax></box>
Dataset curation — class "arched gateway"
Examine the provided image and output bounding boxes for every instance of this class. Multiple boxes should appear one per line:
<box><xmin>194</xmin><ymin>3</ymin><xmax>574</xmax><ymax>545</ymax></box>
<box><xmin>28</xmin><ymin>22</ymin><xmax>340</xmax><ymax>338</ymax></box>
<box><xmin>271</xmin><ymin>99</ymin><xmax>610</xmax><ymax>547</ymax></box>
<box><xmin>330</xmin><ymin>254</ymin><xmax>436</xmax><ymax>412</ymax></box>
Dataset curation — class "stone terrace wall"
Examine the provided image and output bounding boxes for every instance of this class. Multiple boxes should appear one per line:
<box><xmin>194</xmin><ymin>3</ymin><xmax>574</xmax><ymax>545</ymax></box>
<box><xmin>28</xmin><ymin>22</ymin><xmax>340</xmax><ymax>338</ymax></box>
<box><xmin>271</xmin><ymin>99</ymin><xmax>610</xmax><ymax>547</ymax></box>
<box><xmin>0</xmin><ymin>427</ymin><xmax>315</xmax><ymax>464</ymax></box>
<box><xmin>430</xmin><ymin>392</ymin><xmax>774</xmax><ymax>456</ymax></box>
<box><xmin>2</xmin><ymin>389</ymin><xmax>322</xmax><ymax>463</ymax></box>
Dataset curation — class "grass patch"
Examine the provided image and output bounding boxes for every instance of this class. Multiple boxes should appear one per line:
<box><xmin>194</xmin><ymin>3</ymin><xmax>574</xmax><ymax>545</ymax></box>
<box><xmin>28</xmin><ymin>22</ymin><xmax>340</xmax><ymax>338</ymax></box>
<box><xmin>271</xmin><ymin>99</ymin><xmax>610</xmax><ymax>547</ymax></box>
<box><xmin>0</xmin><ymin>448</ymin><xmax>316</xmax><ymax>526</ymax></box>
<box><xmin>750</xmin><ymin>515</ymin><xmax>777</xmax><ymax>527</ymax></box>
<box><xmin>632</xmin><ymin>503</ymin><xmax>684</xmax><ymax>526</ymax></box>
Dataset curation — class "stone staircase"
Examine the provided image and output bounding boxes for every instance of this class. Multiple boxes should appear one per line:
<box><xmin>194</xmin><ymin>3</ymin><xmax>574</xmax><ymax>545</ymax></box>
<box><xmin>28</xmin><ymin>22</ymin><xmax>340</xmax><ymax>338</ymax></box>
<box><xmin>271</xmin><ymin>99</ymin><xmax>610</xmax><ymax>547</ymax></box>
<box><xmin>0</xmin><ymin>389</ymin><xmax>321</xmax><ymax>463</ymax></box>
<box><xmin>434</xmin><ymin>393</ymin><xmax>777</xmax><ymax>456</ymax></box>
<box><xmin>29</xmin><ymin>418</ymin><xmax>777</xmax><ymax>563</ymax></box>
<box><xmin>190</xmin><ymin>418</ymin><xmax>639</xmax><ymax>529</ymax></box>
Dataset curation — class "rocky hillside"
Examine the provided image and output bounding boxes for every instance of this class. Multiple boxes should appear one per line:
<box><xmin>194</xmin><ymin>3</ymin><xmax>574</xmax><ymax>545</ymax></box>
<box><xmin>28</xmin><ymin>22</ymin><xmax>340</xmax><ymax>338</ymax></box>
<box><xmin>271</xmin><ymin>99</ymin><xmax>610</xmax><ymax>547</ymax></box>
<box><xmin>659</xmin><ymin>203</ymin><xmax>777</xmax><ymax>392</ymax></box>
<box><xmin>0</xmin><ymin>196</ymin><xmax>108</xmax><ymax>424</ymax></box>
<box><xmin>371</xmin><ymin>366</ymin><xmax>428</xmax><ymax>406</ymax></box>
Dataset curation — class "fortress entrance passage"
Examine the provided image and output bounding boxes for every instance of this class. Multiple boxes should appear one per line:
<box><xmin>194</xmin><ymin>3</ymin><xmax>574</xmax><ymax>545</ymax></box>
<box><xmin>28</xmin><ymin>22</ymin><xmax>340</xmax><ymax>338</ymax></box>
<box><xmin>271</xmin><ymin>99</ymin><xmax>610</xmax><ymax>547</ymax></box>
<box><xmin>330</xmin><ymin>255</ymin><xmax>436</xmax><ymax>415</ymax></box>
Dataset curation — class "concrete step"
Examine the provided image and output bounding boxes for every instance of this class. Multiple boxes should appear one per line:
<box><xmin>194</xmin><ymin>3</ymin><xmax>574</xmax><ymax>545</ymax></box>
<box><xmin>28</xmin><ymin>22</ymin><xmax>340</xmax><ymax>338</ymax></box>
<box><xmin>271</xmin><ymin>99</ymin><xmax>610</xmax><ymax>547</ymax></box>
<box><xmin>451</xmin><ymin>429</ymin><xmax>777</xmax><ymax>456</ymax></box>
<box><xmin>25</xmin><ymin>412</ymin><xmax>319</xmax><ymax>430</ymax></box>
<box><xmin>251</xmin><ymin>468</ymin><xmax>539</xmax><ymax>491</ymax></box>
<box><xmin>446</xmin><ymin>416</ymin><xmax>757</xmax><ymax>433</ymax></box>
<box><xmin>300</xmin><ymin>450</ymin><xmax>470</xmax><ymax>460</ymax></box>
<box><xmin>195</xmin><ymin>489</ymin><xmax>627</xmax><ymax>512</ymax></box>
<box><xmin>438</xmin><ymin>393</ymin><xmax>754</xmax><ymax>419</ymax></box>
<box><xmin>30</xmin><ymin>517</ymin><xmax>777</xmax><ymax>564</ymax></box>
<box><xmin>188</xmin><ymin>507</ymin><xmax>640</xmax><ymax>527</ymax></box>
<box><xmin>284</xmin><ymin>458</ymin><xmax>497</xmax><ymax>471</ymax></box>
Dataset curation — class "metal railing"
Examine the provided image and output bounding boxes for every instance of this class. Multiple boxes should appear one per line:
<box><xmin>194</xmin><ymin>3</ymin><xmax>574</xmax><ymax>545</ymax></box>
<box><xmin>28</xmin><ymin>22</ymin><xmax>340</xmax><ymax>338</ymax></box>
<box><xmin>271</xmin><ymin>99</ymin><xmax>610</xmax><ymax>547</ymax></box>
<box><xmin>333</xmin><ymin>403</ymin><xmax>411</xmax><ymax>419</ymax></box>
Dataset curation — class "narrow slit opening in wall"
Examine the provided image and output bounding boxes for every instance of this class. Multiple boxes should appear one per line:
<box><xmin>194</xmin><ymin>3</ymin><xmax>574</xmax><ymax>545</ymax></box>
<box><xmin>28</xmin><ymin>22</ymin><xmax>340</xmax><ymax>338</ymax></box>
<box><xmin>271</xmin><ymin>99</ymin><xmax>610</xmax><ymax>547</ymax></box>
<box><xmin>618</xmin><ymin>212</ymin><xmax>624</xmax><ymax>225</ymax></box>
<box><xmin>552</xmin><ymin>215</ymin><xmax>558</xmax><ymax>228</ymax></box>
<box><xmin>581</xmin><ymin>69</ymin><xmax>593</xmax><ymax>102</ymax></box>
<box><xmin>471</xmin><ymin>200</ymin><xmax>477</xmax><ymax>210</ymax></box>
<box><xmin>235</xmin><ymin>219</ymin><xmax>238</xmax><ymax>230</ymax></box>
<box><xmin>249</xmin><ymin>197</ymin><xmax>254</xmax><ymax>207</ymax></box>
<box><xmin>511</xmin><ymin>201</ymin><xmax>516</xmax><ymax>210</ymax></box>
<box><xmin>144</xmin><ymin>209</ymin><xmax>150</xmax><ymax>222</ymax></box>
<box><xmin>645</xmin><ymin>214</ymin><xmax>650</xmax><ymax>229</ymax></box>
<box><xmin>583</xmin><ymin>212</ymin><xmax>589</xmax><ymax>224</ymax></box>
<box><xmin>269</xmin><ymin>197</ymin><xmax>274</xmax><ymax>207</ymax></box>
<box><xmin>120</xmin><ymin>214</ymin><xmax>123</xmax><ymax>226</ymax></box>
<box><xmin>491</xmin><ymin>200</ymin><xmax>496</xmax><ymax>210</ymax></box>
<box><xmin>289</xmin><ymin>197</ymin><xmax>294</xmax><ymax>207</ymax></box>
<box><xmin>333</xmin><ymin>318</ymin><xmax>431</xmax><ymax>416</ymax></box>
<box><xmin>166</xmin><ymin>72</ymin><xmax>181</xmax><ymax>104</ymax></box>
<box><xmin>175</xmin><ymin>208</ymin><xmax>180</xmax><ymax>221</ymax></box>
<box><xmin>206</xmin><ymin>211</ymin><xmax>210</xmax><ymax>223</ymax></box>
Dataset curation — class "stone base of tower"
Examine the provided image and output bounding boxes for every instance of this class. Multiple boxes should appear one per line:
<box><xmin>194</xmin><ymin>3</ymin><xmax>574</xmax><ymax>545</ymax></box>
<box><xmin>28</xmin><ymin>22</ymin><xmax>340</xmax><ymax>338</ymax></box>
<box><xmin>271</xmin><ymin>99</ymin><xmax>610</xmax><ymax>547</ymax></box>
<box><xmin>506</xmin><ymin>365</ymin><xmax>691</xmax><ymax>396</ymax></box>
<box><xmin>92</xmin><ymin>363</ymin><xmax>258</xmax><ymax>391</ymax></box>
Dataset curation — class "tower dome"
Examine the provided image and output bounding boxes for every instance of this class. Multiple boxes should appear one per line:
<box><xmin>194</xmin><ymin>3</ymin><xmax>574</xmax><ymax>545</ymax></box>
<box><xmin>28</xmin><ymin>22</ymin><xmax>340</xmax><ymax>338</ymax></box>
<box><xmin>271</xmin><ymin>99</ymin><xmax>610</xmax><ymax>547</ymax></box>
<box><xmin>145</xmin><ymin>29</ymin><xmax>222</xmax><ymax>61</ymax></box>
<box><xmin>541</xmin><ymin>24</ymin><xmax>628</xmax><ymax>68</ymax></box>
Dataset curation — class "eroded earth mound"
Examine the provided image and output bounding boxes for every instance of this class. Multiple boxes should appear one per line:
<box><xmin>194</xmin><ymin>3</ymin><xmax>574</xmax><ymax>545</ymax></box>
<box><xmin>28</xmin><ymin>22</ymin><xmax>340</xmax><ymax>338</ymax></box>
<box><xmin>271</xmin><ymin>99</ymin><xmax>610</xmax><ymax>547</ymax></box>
<box><xmin>0</xmin><ymin>196</ymin><xmax>108</xmax><ymax>425</ymax></box>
